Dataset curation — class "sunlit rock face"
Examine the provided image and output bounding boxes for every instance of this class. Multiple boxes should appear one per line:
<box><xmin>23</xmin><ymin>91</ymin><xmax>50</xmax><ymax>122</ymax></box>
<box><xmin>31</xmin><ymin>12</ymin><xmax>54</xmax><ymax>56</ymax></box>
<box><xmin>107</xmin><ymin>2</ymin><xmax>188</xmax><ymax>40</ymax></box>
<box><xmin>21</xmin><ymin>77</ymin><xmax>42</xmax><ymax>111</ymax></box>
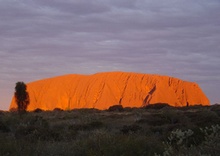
<box><xmin>9</xmin><ymin>72</ymin><xmax>210</xmax><ymax>111</ymax></box>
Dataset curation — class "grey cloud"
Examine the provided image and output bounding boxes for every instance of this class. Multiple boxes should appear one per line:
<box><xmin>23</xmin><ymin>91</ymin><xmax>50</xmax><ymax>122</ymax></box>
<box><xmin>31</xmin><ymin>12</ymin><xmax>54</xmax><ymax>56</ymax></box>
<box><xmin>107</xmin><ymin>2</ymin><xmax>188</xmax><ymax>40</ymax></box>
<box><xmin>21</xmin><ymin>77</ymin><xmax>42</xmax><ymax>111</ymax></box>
<box><xmin>33</xmin><ymin>0</ymin><xmax>111</xmax><ymax>15</ymax></box>
<box><xmin>0</xmin><ymin>0</ymin><xmax>220</xmax><ymax>110</ymax></box>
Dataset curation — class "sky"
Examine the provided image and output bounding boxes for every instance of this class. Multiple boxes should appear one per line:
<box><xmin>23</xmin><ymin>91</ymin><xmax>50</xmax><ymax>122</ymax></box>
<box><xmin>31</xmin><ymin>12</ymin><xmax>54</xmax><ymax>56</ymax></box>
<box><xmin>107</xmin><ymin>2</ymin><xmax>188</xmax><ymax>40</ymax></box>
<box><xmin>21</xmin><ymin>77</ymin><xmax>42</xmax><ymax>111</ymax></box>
<box><xmin>1</xmin><ymin>0</ymin><xmax>220</xmax><ymax>110</ymax></box>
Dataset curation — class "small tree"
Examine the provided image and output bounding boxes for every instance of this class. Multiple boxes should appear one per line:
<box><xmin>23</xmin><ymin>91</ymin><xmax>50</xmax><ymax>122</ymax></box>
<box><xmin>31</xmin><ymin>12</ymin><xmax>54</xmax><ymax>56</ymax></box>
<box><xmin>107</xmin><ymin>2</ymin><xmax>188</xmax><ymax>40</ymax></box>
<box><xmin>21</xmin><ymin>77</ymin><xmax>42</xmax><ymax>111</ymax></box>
<box><xmin>14</xmin><ymin>82</ymin><xmax>30</xmax><ymax>113</ymax></box>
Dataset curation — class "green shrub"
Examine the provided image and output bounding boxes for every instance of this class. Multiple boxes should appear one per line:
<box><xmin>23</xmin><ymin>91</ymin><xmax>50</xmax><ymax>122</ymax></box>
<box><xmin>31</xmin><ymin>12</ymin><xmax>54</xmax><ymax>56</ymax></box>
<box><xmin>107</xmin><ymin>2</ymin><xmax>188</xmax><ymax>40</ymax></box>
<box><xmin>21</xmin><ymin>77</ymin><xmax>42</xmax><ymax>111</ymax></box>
<box><xmin>73</xmin><ymin>130</ymin><xmax>163</xmax><ymax>156</ymax></box>
<box><xmin>1</xmin><ymin>106</ymin><xmax>220</xmax><ymax>156</ymax></box>
<box><xmin>161</xmin><ymin>109</ymin><xmax>183</xmax><ymax>124</ymax></box>
<box><xmin>186</xmin><ymin>110</ymin><xmax>219</xmax><ymax>127</ymax></box>
<box><xmin>13</xmin><ymin>115</ymin><xmax>54</xmax><ymax>142</ymax></box>
<box><xmin>158</xmin><ymin>124</ymin><xmax>220</xmax><ymax>156</ymax></box>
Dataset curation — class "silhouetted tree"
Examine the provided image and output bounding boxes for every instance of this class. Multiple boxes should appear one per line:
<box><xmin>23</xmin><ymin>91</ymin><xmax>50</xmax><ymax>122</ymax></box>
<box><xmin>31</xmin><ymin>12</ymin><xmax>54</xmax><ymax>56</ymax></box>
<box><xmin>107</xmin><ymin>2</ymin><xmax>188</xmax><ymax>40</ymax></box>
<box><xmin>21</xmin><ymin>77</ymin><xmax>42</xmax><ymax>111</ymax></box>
<box><xmin>14</xmin><ymin>82</ymin><xmax>30</xmax><ymax>113</ymax></box>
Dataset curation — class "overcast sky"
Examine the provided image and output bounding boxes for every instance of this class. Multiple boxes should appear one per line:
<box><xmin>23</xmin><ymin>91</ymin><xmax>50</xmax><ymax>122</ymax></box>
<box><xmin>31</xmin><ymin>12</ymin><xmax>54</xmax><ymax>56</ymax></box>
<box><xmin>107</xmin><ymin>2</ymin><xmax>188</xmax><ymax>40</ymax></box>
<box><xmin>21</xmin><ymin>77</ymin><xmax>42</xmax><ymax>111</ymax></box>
<box><xmin>1</xmin><ymin>0</ymin><xmax>220</xmax><ymax>110</ymax></box>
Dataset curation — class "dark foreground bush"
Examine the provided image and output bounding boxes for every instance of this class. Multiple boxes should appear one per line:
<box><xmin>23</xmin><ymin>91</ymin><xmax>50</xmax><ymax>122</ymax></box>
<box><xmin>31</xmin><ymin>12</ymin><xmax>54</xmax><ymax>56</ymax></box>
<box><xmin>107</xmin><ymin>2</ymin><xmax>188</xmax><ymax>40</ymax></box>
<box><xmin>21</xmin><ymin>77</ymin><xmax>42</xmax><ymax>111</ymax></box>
<box><xmin>69</xmin><ymin>121</ymin><xmax>104</xmax><ymax>131</ymax></box>
<box><xmin>178</xmin><ymin>104</ymin><xmax>209</xmax><ymax>111</ymax></box>
<box><xmin>53</xmin><ymin>108</ymin><xmax>63</xmax><ymax>112</ymax></box>
<box><xmin>120</xmin><ymin>124</ymin><xmax>142</xmax><ymax>134</ymax></box>
<box><xmin>0</xmin><ymin>120</ymin><xmax>10</xmax><ymax>133</ymax></box>
<box><xmin>144</xmin><ymin>103</ymin><xmax>172</xmax><ymax>109</ymax></box>
<box><xmin>186</xmin><ymin>109</ymin><xmax>219</xmax><ymax>127</ymax></box>
<box><xmin>73</xmin><ymin>130</ymin><xmax>163</xmax><ymax>156</ymax></box>
<box><xmin>158</xmin><ymin>124</ymin><xmax>220</xmax><ymax>156</ymax></box>
<box><xmin>210</xmin><ymin>104</ymin><xmax>220</xmax><ymax>116</ymax></box>
<box><xmin>14</xmin><ymin>116</ymin><xmax>57</xmax><ymax>142</ymax></box>
<box><xmin>33</xmin><ymin>108</ymin><xmax>43</xmax><ymax>113</ymax></box>
<box><xmin>108</xmin><ymin>104</ymin><xmax>124</xmax><ymax>112</ymax></box>
<box><xmin>1</xmin><ymin>106</ymin><xmax>220</xmax><ymax>156</ymax></box>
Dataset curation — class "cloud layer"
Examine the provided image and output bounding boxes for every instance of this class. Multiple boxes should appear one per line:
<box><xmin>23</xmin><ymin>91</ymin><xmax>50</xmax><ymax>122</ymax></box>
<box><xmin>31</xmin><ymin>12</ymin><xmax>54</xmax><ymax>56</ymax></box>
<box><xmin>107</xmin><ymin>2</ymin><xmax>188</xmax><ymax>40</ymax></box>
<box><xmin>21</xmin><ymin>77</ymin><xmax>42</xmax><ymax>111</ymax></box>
<box><xmin>1</xmin><ymin>0</ymin><xmax>220</xmax><ymax>110</ymax></box>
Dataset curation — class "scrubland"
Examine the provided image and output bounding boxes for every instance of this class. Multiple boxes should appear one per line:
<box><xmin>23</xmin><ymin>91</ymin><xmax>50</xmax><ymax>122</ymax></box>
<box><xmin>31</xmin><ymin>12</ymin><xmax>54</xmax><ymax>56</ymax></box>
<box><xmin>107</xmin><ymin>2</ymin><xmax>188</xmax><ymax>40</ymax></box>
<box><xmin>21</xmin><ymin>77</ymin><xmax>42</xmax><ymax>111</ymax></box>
<box><xmin>0</xmin><ymin>104</ymin><xmax>220</xmax><ymax>156</ymax></box>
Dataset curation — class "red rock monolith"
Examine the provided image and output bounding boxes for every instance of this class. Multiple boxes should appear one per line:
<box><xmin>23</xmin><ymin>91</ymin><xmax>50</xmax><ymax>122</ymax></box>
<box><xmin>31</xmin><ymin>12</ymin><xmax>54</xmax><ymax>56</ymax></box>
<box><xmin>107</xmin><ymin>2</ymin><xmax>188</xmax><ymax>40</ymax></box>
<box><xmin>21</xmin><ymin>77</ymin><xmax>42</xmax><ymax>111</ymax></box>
<box><xmin>9</xmin><ymin>72</ymin><xmax>210</xmax><ymax>111</ymax></box>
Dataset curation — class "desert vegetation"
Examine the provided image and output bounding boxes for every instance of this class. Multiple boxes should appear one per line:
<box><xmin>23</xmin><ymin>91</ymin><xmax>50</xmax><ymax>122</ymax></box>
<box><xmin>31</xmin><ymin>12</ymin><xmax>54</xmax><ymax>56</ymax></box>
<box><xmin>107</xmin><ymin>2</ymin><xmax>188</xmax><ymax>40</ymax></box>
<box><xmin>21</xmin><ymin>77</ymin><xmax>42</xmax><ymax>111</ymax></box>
<box><xmin>0</xmin><ymin>104</ymin><xmax>220</xmax><ymax>156</ymax></box>
<box><xmin>14</xmin><ymin>82</ymin><xmax>29</xmax><ymax>114</ymax></box>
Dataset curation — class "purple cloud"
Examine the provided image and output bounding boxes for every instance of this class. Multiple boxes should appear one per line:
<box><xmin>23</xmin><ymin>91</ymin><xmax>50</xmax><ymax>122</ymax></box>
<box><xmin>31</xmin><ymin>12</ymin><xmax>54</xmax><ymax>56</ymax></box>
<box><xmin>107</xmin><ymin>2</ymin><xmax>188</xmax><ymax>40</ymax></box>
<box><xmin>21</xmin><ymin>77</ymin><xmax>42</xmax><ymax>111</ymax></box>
<box><xmin>0</xmin><ymin>0</ymin><xmax>220</xmax><ymax>110</ymax></box>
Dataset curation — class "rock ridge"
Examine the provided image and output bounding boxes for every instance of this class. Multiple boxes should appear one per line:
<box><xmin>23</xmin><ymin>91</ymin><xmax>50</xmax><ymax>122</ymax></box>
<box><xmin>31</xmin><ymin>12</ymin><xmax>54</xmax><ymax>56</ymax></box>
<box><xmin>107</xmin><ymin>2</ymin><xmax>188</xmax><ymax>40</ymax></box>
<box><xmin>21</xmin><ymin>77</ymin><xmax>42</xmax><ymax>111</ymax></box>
<box><xmin>9</xmin><ymin>71</ymin><xmax>210</xmax><ymax>110</ymax></box>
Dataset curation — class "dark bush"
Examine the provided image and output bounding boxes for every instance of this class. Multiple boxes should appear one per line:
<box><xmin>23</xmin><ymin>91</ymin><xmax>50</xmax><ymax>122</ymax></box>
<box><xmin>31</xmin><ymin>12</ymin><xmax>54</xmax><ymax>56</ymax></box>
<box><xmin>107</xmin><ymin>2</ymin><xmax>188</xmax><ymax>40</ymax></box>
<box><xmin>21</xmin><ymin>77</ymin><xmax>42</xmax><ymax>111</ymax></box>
<box><xmin>15</xmin><ymin>125</ymin><xmax>61</xmax><ymax>142</ymax></box>
<box><xmin>210</xmin><ymin>104</ymin><xmax>220</xmax><ymax>110</ymax></box>
<box><xmin>71</xmin><ymin>108</ymin><xmax>101</xmax><ymax>113</ymax></box>
<box><xmin>88</xmin><ymin>121</ymin><xmax>104</xmax><ymax>129</ymax></box>
<box><xmin>178</xmin><ymin>104</ymin><xmax>209</xmax><ymax>111</ymax></box>
<box><xmin>161</xmin><ymin>109</ymin><xmax>183</xmax><ymax>124</ymax></box>
<box><xmin>121</xmin><ymin>124</ymin><xmax>142</xmax><ymax>134</ymax></box>
<box><xmin>69</xmin><ymin>121</ymin><xmax>104</xmax><ymax>131</ymax></box>
<box><xmin>144</xmin><ymin>103</ymin><xmax>172</xmax><ymax>109</ymax></box>
<box><xmin>136</xmin><ymin>114</ymin><xmax>169</xmax><ymax>126</ymax></box>
<box><xmin>0</xmin><ymin>120</ymin><xmax>10</xmax><ymax>133</ymax></box>
<box><xmin>53</xmin><ymin>108</ymin><xmax>63</xmax><ymax>112</ymax></box>
<box><xmin>2</xmin><ymin>104</ymin><xmax>220</xmax><ymax>155</ymax></box>
<box><xmin>108</xmin><ymin>104</ymin><xmax>124</xmax><ymax>112</ymax></box>
<box><xmin>123</xmin><ymin>107</ymin><xmax>139</xmax><ymax>112</ymax></box>
<box><xmin>73</xmin><ymin>131</ymin><xmax>164</xmax><ymax>156</ymax></box>
<box><xmin>13</xmin><ymin>115</ymin><xmax>54</xmax><ymax>141</ymax></box>
<box><xmin>33</xmin><ymin>108</ymin><xmax>43</xmax><ymax>113</ymax></box>
<box><xmin>210</xmin><ymin>104</ymin><xmax>220</xmax><ymax>116</ymax></box>
<box><xmin>186</xmin><ymin>110</ymin><xmax>220</xmax><ymax>127</ymax></box>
